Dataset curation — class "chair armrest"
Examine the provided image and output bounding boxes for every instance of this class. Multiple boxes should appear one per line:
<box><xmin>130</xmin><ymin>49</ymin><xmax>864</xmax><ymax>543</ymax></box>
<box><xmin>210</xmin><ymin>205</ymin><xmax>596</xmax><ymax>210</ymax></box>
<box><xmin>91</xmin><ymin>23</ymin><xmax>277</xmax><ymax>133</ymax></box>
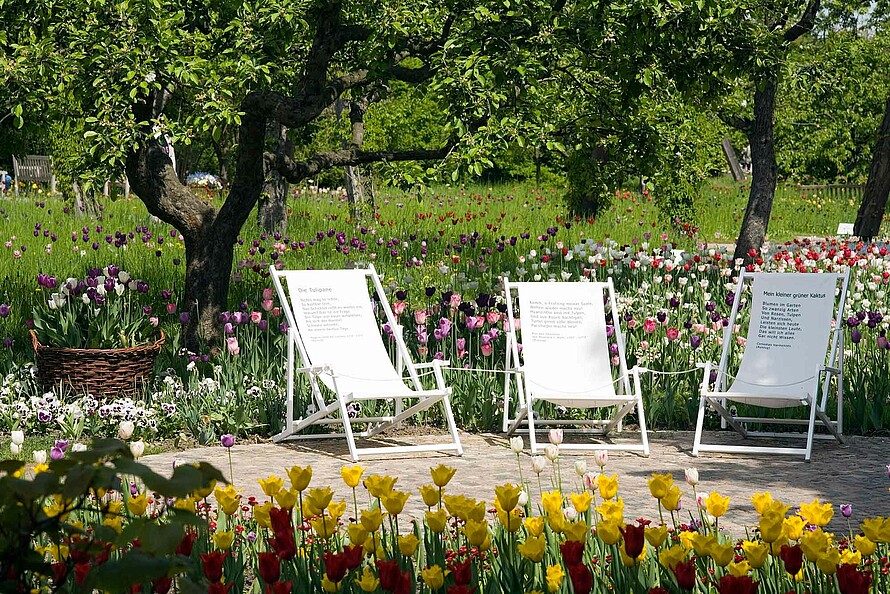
<box><xmin>414</xmin><ymin>360</ymin><xmax>450</xmax><ymax>369</ymax></box>
<box><xmin>293</xmin><ymin>365</ymin><xmax>329</xmax><ymax>375</ymax></box>
<box><xmin>822</xmin><ymin>365</ymin><xmax>841</xmax><ymax>375</ymax></box>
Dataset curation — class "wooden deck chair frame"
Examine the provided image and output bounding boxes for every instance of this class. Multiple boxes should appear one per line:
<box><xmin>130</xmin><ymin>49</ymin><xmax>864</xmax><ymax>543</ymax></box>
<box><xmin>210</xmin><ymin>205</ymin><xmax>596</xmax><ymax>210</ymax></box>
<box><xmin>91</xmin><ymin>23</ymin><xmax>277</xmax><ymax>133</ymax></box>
<box><xmin>269</xmin><ymin>265</ymin><xmax>463</xmax><ymax>462</ymax></box>
<box><xmin>692</xmin><ymin>270</ymin><xmax>849</xmax><ymax>461</ymax></box>
<box><xmin>501</xmin><ymin>277</ymin><xmax>649</xmax><ymax>455</ymax></box>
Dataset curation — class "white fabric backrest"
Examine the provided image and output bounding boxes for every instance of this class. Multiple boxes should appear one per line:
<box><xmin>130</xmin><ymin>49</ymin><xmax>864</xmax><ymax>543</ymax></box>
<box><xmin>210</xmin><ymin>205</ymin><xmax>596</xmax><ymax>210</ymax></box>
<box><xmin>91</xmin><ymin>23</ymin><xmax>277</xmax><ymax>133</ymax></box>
<box><xmin>516</xmin><ymin>282</ymin><xmax>616</xmax><ymax>399</ymax></box>
<box><xmin>282</xmin><ymin>270</ymin><xmax>408</xmax><ymax>396</ymax></box>
<box><xmin>730</xmin><ymin>273</ymin><xmax>837</xmax><ymax>398</ymax></box>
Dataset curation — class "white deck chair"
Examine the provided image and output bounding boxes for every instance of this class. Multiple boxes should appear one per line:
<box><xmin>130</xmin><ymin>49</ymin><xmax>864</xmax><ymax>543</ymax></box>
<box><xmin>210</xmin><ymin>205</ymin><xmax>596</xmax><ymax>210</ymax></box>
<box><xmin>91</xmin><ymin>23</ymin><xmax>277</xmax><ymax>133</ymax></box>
<box><xmin>502</xmin><ymin>278</ymin><xmax>649</xmax><ymax>455</ymax></box>
<box><xmin>692</xmin><ymin>271</ymin><xmax>849</xmax><ymax>461</ymax></box>
<box><xmin>269</xmin><ymin>265</ymin><xmax>463</xmax><ymax>462</ymax></box>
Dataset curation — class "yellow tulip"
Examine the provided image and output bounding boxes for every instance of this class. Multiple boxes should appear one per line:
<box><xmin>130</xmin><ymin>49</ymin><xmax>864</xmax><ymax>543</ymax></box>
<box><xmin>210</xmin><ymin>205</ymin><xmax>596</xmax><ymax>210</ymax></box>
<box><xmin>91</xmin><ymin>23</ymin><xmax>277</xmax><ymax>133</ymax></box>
<box><xmin>644</xmin><ymin>525</ymin><xmax>669</xmax><ymax>548</ymax></box>
<box><xmin>102</xmin><ymin>514</ymin><xmax>123</xmax><ymax>534</ymax></box>
<box><xmin>518</xmin><ymin>535</ymin><xmax>546</xmax><ymax>562</ymax></box>
<box><xmin>398</xmin><ymin>533</ymin><xmax>420</xmax><ymax>556</ymax></box>
<box><xmin>173</xmin><ymin>497</ymin><xmax>197</xmax><ymax>513</ymax></box>
<box><xmin>546</xmin><ymin>511</ymin><xmax>569</xmax><ymax>534</ymax></box>
<box><xmin>596</xmin><ymin>473</ymin><xmax>619</xmax><ymax>499</ymax></box>
<box><xmin>127</xmin><ymin>493</ymin><xmax>148</xmax><ymax>516</ymax></box>
<box><xmin>328</xmin><ymin>500</ymin><xmax>347</xmax><ymax>520</ymax></box>
<box><xmin>194</xmin><ymin>480</ymin><xmax>216</xmax><ymax>500</ymax></box>
<box><xmin>841</xmin><ymin>549</ymin><xmax>862</xmax><ymax>566</ymax></box>
<box><xmin>287</xmin><ymin>465</ymin><xmax>313</xmax><ymax>492</ymax></box>
<box><xmin>816</xmin><ymin>548</ymin><xmax>841</xmax><ymax>575</ymax></box>
<box><xmin>855</xmin><ymin>534</ymin><xmax>876</xmax><ymax>556</ymax></box>
<box><xmin>750</xmin><ymin>491</ymin><xmax>774</xmax><ymax>515</ymax></box>
<box><xmin>430</xmin><ymin>464</ymin><xmax>457</xmax><ymax>488</ymax></box>
<box><xmin>341</xmin><ymin>465</ymin><xmax>364</xmax><ymax>488</ymax></box>
<box><xmin>494</xmin><ymin>483</ymin><xmax>521</xmax><ymax>512</ymax></box>
<box><xmin>658</xmin><ymin>544</ymin><xmax>687</xmax><ymax>570</ymax></box>
<box><xmin>570</xmin><ymin>492</ymin><xmax>593</xmax><ymax>513</ymax></box>
<box><xmin>647</xmin><ymin>473</ymin><xmax>674</xmax><ymax>500</ymax></box>
<box><xmin>276</xmin><ymin>488</ymin><xmax>299</xmax><ymax>511</ymax></box>
<box><xmin>524</xmin><ymin>516</ymin><xmax>545</xmax><ymax>537</ymax></box>
<box><xmin>704</xmin><ymin>492</ymin><xmax>730</xmax><ymax>518</ymax></box>
<box><xmin>211</xmin><ymin>530</ymin><xmax>235</xmax><ymax>550</ymax></box>
<box><xmin>382</xmin><ymin>490</ymin><xmax>410</xmax><ymax>515</ymax></box>
<box><xmin>418</xmin><ymin>484</ymin><xmax>440</xmax><ymax>508</ymax></box>
<box><xmin>348</xmin><ymin>523</ymin><xmax>369</xmax><ymax>546</ymax></box>
<box><xmin>728</xmin><ymin>560</ymin><xmax>751</xmax><ymax>576</ymax></box>
<box><xmin>661</xmin><ymin>485</ymin><xmax>682</xmax><ymax>512</ymax></box>
<box><xmin>541</xmin><ymin>490</ymin><xmax>563</xmax><ymax>515</ymax></box>
<box><xmin>798</xmin><ymin>498</ymin><xmax>833</xmax><ymax>527</ymax></box>
<box><xmin>497</xmin><ymin>506</ymin><xmax>522</xmax><ymax>532</ymax></box>
<box><xmin>362</xmin><ymin>532</ymin><xmax>382</xmax><ymax>556</ymax></box>
<box><xmin>311</xmin><ymin>516</ymin><xmax>338</xmax><ymax>539</ymax></box>
<box><xmin>758</xmin><ymin>510</ymin><xmax>785</xmax><ymax>543</ymax></box>
<box><xmin>709</xmin><ymin>542</ymin><xmax>735</xmax><ymax>567</ymax></box>
<box><xmin>467</xmin><ymin>501</ymin><xmax>486</xmax><ymax>522</ymax></box>
<box><xmin>253</xmin><ymin>502</ymin><xmax>273</xmax><ymax>528</ymax></box>
<box><xmin>565</xmin><ymin>520</ymin><xmax>589</xmax><ymax>543</ymax></box>
<box><xmin>355</xmin><ymin>567</ymin><xmax>379</xmax><ymax>592</ymax></box>
<box><xmin>618</xmin><ymin>543</ymin><xmax>645</xmax><ymax>567</ymax></box>
<box><xmin>800</xmin><ymin>528</ymin><xmax>832</xmax><ymax>561</ymax></box>
<box><xmin>741</xmin><ymin>540</ymin><xmax>769</xmax><ymax>569</ymax></box>
<box><xmin>426</xmin><ymin>509</ymin><xmax>448</xmax><ymax>533</ymax></box>
<box><xmin>364</xmin><ymin>474</ymin><xmax>397</xmax><ymax>498</ymax></box>
<box><xmin>545</xmin><ymin>564</ymin><xmax>564</xmax><ymax>593</ymax></box>
<box><xmin>304</xmin><ymin>487</ymin><xmax>334</xmax><ymax>516</ymax></box>
<box><xmin>464</xmin><ymin>519</ymin><xmax>489</xmax><ymax>547</ymax></box>
<box><xmin>321</xmin><ymin>573</ymin><xmax>340</xmax><ymax>593</ymax></box>
<box><xmin>444</xmin><ymin>494</ymin><xmax>471</xmax><ymax>519</ymax></box>
<box><xmin>213</xmin><ymin>484</ymin><xmax>241</xmax><ymax>516</ymax></box>
<box><xmin>861</xmin><ymin>517</ymin><xmax>885</xmax><ymax>543</ymax></box>
<box><xmin>361</xmin><ymin>508</ymin><xmax>384</xmax><ymax>531</ymax></box>
<box><xmin>689</xmin><ymin>533</ymin><xmax>716</xmax><ymax>557</ymax></box>
<box><xmin>678</xmin><ymin>530</ymin><xmax>697</xmax><ymax>551</ymax></box>
<box><xmin>258</xmin><ymin>475</ymin><xmax>285</xmax><ymax>499</ymax></box>
<box><xmin>421</xmin><ymin>565</ymin><xmax>445</xmax><ymax>590</ymax></box>
<box><xmin>783</xmin><ymin>515</ymin><xmax>806</xmax><ymax>541</ymax></box>
<box><xmin>596</xmin><ymin>498</ymin><xmax>624</xmax><ymax>525</ymax></box>
<box><xmin>597</xmin><ymin>520</ymin><xmax>622</xmax><ymax>545</ymax></box>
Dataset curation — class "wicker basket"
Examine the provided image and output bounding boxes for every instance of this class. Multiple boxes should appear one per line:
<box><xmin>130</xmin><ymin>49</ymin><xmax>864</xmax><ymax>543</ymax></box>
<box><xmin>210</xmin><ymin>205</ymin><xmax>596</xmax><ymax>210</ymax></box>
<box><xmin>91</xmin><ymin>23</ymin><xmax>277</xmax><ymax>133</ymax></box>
<box><xmin>30</xmin><ymin>330</ymin><xmax>165</xmax><ymax>396</ymax></box>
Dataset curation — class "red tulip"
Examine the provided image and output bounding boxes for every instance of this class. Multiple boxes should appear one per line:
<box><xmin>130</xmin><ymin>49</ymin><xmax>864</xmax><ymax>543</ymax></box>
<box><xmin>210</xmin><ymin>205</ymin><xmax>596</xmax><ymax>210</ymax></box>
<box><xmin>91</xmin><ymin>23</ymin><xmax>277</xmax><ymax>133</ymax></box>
<box><xmin>268</xmin><ymin>532</ymin><xmax>296</xmax><ymax>561</ymax></box>
<box><xmin>449</xmin><ymin>558</ymin><xmax>472</xmax><ymax>585</ymax></box>
<box><xmin>343</xmin><ymin>544</ymin><xmax>363</xmax><ymax>570</ymax></box>
<box><xmin>207</xmin><ymin>583</ymin><xmax>233</xmax><ymax>594</ymax></box>
<box><xmin>152</xmin><ymin>577</ymin><xmax>173</xmax><ymax>594</ymax></box>
<box><xmin>568</xmin><ymin>564</ymin><xmax>593</xmax><ymax>594</ymax></box>
<box><xmin>836</xmin><ymin>564</ymin><xmax>872</xmax><ymax>594</ymax></box>
<box><xmin>324</xmin><ymin>551</ymin><xmax>348</xmax><ymax>583</ymax></box>
<box><xmin>74</xmin><ymin>563</ymin><xmax>91</xmax><ymax>587</ymax></box>
<box><xmin>269</xmin><ymin>581</ymin><xmax>293</xmax><ymax>594</ymax></box>
<box><xmin>779</xmin><ymin>544</ymin><xmax>803</xmax><ymax>577</ymax></box>
<box><xmin>200</xmin><ymin>551</ymin><xmax>227</xmax><ymax>583</ymax></box>
<box><xmin>176</xmin><ymin>532</ymin><xmax>198</xmax><ymax>557</ymax></box>
<box><xmin>257</xmin><ymin>552</ymin><xmax>281</xmax><ymax>584</ymax></box>
<box><xmin>673</xmin><ymin>559</ymin><xmax>696</xmax><ymax>591</ymax></box>
<box><xmin>621</xmin><ymin>523</ymin><xmax>646</xmax><ymax>559</ymax></box>
<box><xmin>269</xmin><ymin>507</ymin><xmax>292</xmax><ymax>534</ymax></box>
<box><xmin>717</xmin><ymin>575</ymin><xmax>759</xmax><ymax>594</ymax></box>
<box><xmin>377</xmin><ymin>559</ymin><xmax>402</xmax><ymax>592</ymax></box>
<box><xmin>560</xmin><ymin>540</ymin><xmax>584</xmax><ymax>566</ymax></box>
<box><xmin>51</xmin><ymin>562</ymin><xmax>67</xmax><ymax>583</ymax></box>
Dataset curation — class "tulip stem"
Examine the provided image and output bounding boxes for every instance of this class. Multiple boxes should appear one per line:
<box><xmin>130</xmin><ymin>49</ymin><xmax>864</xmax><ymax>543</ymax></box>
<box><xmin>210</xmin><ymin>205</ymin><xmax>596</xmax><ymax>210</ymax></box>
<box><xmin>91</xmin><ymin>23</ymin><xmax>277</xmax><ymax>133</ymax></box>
<box><xmin>227</xmin><ymin>449</ymin><xmax>234</xmax><ymax>487</ymax></box>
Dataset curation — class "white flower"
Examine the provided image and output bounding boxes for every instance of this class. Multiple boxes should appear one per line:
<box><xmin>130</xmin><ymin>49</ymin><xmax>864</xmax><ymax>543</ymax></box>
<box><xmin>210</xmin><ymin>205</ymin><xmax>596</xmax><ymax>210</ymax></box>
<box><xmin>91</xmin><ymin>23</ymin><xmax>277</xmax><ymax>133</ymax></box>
<box><xmin>517</xmin><ymin>490</ymin><xmax>529</xmax><ymax>507</ymax></box>
<box><xmin>531</xmin><ymin>456</ymin><xmax>547</xmax><ymax>475</ymax></box>
<box><xmin>563</xmin><ymin>506</ymin><xmax>578</xmax><ymax>521</ymax></box>
<box><xmin>72</xmin><ymin>443</ymin><xmax>87</xmax><ymax>452</ymax></box>
<box><xmin>548</xmin><ymin>429</ymin><xmax>564</xmax><ymax>446</ymax></box>
<box><xmin>114</xmin><ymin>283</ymin><xmax>125</xmax><ymax>296</ymax></box>
<box><xmin>584</xmin><ymin>471</ymin><xmax>600</xmax><ymax>490</ymax></box>
<box><xmin>33</xmin><ymin>450</ymin><xmax>47</xmax><ymax>464</ymax></box>
<box><xmin>118</xmin><ymin>271</ymin><xmax>130</xmax><ymax>283</ymax></box>
<box><xmin>593</xmin><ymin>450</ymin><xmax>608</xmax><ymax>468</ymax></box>
<box><xmin>685</xmin><ymin>467</ymin><xmax>699</xmax><ymax>486</ymax></box>
<box><xmin>544</xmin><ymin>444</ymin><xmax>560</xmax><ymax>461</ymax></box>
<box><xmin>11</xmin><ymin>430</ymin><xmax>24</xmax><ymax>445</ymax></box>
<box><xmin>509</xmin><ymin>436</ymin><xmax>524</xmax><ymax>454</ymax></box>
<box><xmin>130</xmin><ymin>440</ymin><xmax>145</xmax><ymax>459</ymax></box>
<box><xmin>10</xmin><ymin>443</ymin><xmax>21</xmax><ymax>455</ymax></box>
<box><xmin>118</xmin><ymin>421</ymin><xmax>135</xmax><ymax>440</ymax></box>
<box><xmin>574</xmin><ymin>460</ymin><xmax>588</xmax><ymax>477</ymax></box>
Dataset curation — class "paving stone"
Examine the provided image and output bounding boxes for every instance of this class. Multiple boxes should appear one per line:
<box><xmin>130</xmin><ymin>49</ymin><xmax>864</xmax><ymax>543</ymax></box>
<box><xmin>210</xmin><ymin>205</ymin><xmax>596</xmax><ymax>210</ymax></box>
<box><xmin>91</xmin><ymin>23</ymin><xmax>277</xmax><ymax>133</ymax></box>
<box><xmin>143</xmin><ymin>430</ymin><xmax>890</xmax><ymax>533</ymax></box>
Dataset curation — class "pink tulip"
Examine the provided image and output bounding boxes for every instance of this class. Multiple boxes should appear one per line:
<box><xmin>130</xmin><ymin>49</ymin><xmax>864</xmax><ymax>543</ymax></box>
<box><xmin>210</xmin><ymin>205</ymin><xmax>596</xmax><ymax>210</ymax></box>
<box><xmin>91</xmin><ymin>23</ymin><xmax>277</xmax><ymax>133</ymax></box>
<box><xmin>272</xmin><ymin>307</ymin><xmax>281</xmax><ymax>317</ymax></box>
<box><xmin>666</xmin><ymin>328</ymin><xmax>679</xmax><ymax>341</ymax></box>
<box><xmin>414</xmin><ymin>310</ymin><xmax>428</xmax><ymax>325</ymax></box>
<box><xmin>486</xmin><ymin>311</ymin><xmax>501</xmax><ymax>325</ymax></box>
<box><xmin>449</xmin><ymin>294</ymin><xmax>462</xmax><ymax>309</ymax></box>
<box><xmin>392</xmin><ymin>300</ymin><xmax>407</xmax><ymax>315</ymax></box>
<box><xmin>149</xmin><ymin>316</ymin><xmax>159</xmax><ymax>327</ymax></box>
<box><xmin>226</xmin><ymin>336</ymin><xmax>240</xmax><ymax>356</ymax></box>
<box><xmin>250</xmin><ymin>311</ymin><xmax>262</xmax><ymax>324</ymax></box>
<box><xmin>643</xmin><ymin>318</ymin><xmax>657</xmax><ymax>333</ymax></box>
<box><xmin>261</xmin><ymin>299</ymin><xmax>274</xmax><ymax>312</ymax></box>
<box><xmin>262</xmin><ymin>288</ymin><xmax>274</xmax><ymax>300</ymax></box>
<box><xmin>481</xmin><ymin>343</ymin><xmax>493</xmax><ymax>356</ymax></box>
<box><xmin>166</xmin><ymin>303</ymin><xmax>177</xmax><ymax>314</ymax></box>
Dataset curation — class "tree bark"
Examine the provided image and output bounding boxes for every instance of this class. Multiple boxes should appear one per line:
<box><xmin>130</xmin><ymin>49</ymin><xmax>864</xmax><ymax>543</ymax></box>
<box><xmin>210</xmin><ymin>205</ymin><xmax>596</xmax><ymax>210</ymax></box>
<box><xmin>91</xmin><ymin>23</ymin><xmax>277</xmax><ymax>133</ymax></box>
<box><xmin>733</xmin><ymin>77</ymin><xmax>778</xmax><ymax>263</ymax></box>
<box><xmin>343</xmin><ymin>97</ymin><xmax>375</xmax><ymax>220</ymax></box>
<box><xmin>258</xmin><ymin>122</ymin><xmax>292</xmax><ymax>233</ymax></box>
<box><xmin>854</xmin><ymin>95</ymin><xmax>890</xmax><ymax>240</ymax></box>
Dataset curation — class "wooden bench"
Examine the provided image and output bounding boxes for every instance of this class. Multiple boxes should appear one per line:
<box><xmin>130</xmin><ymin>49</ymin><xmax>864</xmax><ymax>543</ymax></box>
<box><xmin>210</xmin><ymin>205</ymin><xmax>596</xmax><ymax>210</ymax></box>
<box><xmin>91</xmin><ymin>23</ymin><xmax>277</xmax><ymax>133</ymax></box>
<box><xmin>12</xmin><ymin>155</ymin><xmax>56</xmax><ymax>196</ymax></box>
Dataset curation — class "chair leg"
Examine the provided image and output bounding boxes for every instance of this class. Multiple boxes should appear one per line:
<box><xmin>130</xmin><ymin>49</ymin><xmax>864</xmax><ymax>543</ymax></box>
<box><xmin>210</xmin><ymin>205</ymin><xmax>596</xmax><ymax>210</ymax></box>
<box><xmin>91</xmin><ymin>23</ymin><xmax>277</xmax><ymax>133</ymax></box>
<box><xmin>527</xmin><ymin>395</ymin><xmax>539</xmax><ymax>454</ymax></box>
<box><xmin>441</xmin><ymin>393</ymin><xmax>463</xmax><ymax>456</ymax></box>
<box><xmin>338</xmin><ymin>398</ymin><xmax>360</xmax><ymax>462</ymax></box>
<box><xmin>692</xmin><ymin>396</ymin><xmax>708</xmax><ymax>457</ymax></box>
<box><xmin>804</xmin><ymin>397</ymin><xmax>818</xmax><ymax>462</ymax></box>
<box><xmin>634</xmin><ymin>371</ymin><xmax>650</xmax><ymax>456</ymax></box>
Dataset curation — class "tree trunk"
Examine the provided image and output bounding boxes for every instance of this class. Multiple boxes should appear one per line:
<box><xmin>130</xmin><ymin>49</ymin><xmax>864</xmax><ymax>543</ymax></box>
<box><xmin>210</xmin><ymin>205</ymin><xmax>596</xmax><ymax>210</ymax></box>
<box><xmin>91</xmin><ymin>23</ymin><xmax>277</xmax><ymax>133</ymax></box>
<box><xmin>258</xmin><ymin>122</ymin><xmax>292</xmax><ymax>234</ymax></box>
<box><xmin>183</xmin><ymin>228</ymin><xmax>236</xmax><ymax>350</ymax></box>
<box><xmin>854</xmin><ymin>95</ymin><xmax>890</xmax><ymax>240</ymax></box>
<box><xmin>733</xmin><ymin>77</ymin><xmax>778</xmax><ymax>263</ymax></box>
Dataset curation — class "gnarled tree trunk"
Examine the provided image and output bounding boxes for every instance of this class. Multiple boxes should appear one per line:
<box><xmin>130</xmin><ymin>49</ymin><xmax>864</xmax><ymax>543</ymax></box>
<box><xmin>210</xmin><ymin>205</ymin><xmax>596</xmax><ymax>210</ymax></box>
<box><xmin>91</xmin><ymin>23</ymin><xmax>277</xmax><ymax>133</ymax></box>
<box><xmin>258</xmin><ymin>122</ymin><xmax>292</xmax><ymax>234</ymax></box>
<box><xmin>733</xmin><ymin>77</ymin><xmax>778</xmax><ymax>263</ymax></box>
<box><xmin>854</xmin><ymin>95</ymin><xmax>890</xmax><ymax>241</ymax></box>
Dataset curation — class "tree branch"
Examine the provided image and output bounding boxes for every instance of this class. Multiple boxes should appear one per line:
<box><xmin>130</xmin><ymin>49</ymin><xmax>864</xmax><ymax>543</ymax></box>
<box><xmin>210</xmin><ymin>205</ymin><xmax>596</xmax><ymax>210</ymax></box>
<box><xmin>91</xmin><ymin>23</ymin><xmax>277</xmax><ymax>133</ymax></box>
<box><xmin>783</xmin><ymin>0</ymin><xmax>821</xmax><ymax>42</ymax></box>
<box><xmin>271</xmin><ymin>144</ymin><xmax>455</xmax><ymax>184</ymax></box>
<box><xmin>718</xmin><ymin>113</ymin><xmax>754</xmax><ymax>136</ymax></box>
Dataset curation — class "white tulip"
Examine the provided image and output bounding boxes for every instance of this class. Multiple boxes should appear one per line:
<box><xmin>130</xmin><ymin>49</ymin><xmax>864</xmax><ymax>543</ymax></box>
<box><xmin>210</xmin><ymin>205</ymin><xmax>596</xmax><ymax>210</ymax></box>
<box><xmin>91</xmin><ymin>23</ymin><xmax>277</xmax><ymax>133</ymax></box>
<box><xmin>114</xmin><ymin>282</ymin><xmax>125</xmax><ymax>296</ymax></box>
<box><xmin>517</xmin><ymin>490</ymin><xmax>529</xmax><ymax>507</ymax></box>
<box><xmin>548</xmin><ymin>429</ymin><xmax>564</xmax><ymax>446</ymax></box>
<box><xmin>11</xmin><ymin>430</ymin><xmax>24</xmax><ymax>446</ymax></box>
<box><xmin>563</xmin><ymin>506</ymin><xmax>578</xmax><ymax>521</ymax></box>
<box><xmin>129</xmin><ymin>440</ymin><xmax>145</xmax><ymax>459</ymax></box>
<box><xmin>685</xmin><ymin>467</ymin><xmax>699</xmax><ymax>486</ymax></box>
<box><xmin>118</xmin><ymin>271</ymin><xmax>130</xmax><ymax>283</ymax></box>
<box><xmin>544</xmin><ymin>444</ymin><xmax>560</xmax><ymax>461</ymax></box>
<box><xmin>118</xmin><ymin>421</ymin><xmax>135</xmax><ymax>440</ymax></box>
<box><xmin>574</xmin><ymin>460</ymin><xmax>588</xmax><ymax>477</ymax></box>
<box><xmin>71</xmin><ymin>443</ymin><xmax>87</xmax><ymax>452</ymax></box>
<box><xmin>531</xmin><ymin>456</ymin><xmax>547</xmax><ymax>475</ymax></box>
<box><xmin>10</xmin><ymin>443</ymin><xmax>21</xmax><ymax>455</ymax></box>
<box><xmin>584</xmin><ymin>471</ymin><xmax>600</xmax><ymax>490</ymax></box>
<box><xmin>593</xmin><ymin>450</ymin><xmax>608</xmax><ymax>469</ymax></box>
<box><xmin>509</xmin><ymin>436</ymin><xmax>524</xmax><ymax>454</ymax></box>
<box><xmin>33</xmin><ymin>450</ymin><xmax>47</xmax><ymax>464</ymax></box>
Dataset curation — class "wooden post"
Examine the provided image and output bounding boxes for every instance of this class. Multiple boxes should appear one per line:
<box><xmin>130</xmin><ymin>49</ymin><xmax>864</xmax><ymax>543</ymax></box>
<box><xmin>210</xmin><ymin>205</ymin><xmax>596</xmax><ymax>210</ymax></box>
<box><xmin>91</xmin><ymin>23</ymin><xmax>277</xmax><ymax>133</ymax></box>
<box><xmin>722</xmin><ymin>138</ymin><xmax>746</xmax><ymax>182</ymax></box>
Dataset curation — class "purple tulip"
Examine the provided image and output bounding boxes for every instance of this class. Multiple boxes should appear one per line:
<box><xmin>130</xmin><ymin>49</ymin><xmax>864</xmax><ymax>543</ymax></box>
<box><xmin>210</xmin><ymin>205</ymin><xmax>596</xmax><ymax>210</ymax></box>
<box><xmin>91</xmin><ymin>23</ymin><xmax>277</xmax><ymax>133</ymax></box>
<box><xmin>179</xmin><ymin>312</ymin><xmax>190</xmax><ymax>324</ymax></box>
<box><xmin>851</xmin><ymin>329</ymin><xmax>862</xmax><ymax>344</ymax></box>
<box><xmin>143</xmin><ymin>306</ymin><xmax>152</xmax><ymax>315</ymax></box>
<box><xmin>0</xmin><ymin>304</ymin><xmax>9</xmax><ymax>318</ymax></box>
<box><xmin>878</xmin><ymin>336</ymin><xmax>889</xmax><ymax>350</ymax></box>
<box><xmin>224</xmin><ymin>322</ymin><xmax>234</xmax><ymax>335</ymax></box>
<box><xmin>606</xmin><ymin>325</ymin><xmax>614</xmax><ymax>338</ymax></box>
<box><xmin>258</xmin><ymin>319</ymin><xmax>268</xmax><ymax>331</ymax></box>
<box><xmin>840</xmin><ymin>504</ymin><xmax>853</xmax><ymax>518</ymax></box>
<box><xmin>54</xmin><ymin>439</ymin><xmax>69</xmax><ymax>451</ymax></box>
<box><xmin>690</xmin><ymin>335</ymin><xmax>702</xmax><ymax>349</ymax></box>
<box><xmin>220</xmin><ymin>434</ymin><xmax>235</xmax><ymax>448</ymax></box>
<box><xmin>130</xmin><ymin>482</ymin><xmax>139</xmax><ymax>496</ymax></box>
<box><xmin>246</xmin><ymin>531</ymin><xmax>257</xmax><ymax>543</ymax></box>
<box><xmin>279</xmin><ymin>322</ymin><xmax>289</xmax><ymax>334</ymax></box>
<box><xmin>50</xmin><ymin>447</ymin><xmax>64</xmax><ymax>460</ymax></box>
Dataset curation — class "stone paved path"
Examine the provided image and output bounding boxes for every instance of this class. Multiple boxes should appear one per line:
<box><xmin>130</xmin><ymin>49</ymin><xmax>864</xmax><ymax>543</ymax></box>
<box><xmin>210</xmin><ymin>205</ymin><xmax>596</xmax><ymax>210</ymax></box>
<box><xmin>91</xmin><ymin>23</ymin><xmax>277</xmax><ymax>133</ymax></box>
<box><xmin>143</xmin><ymin>430</ymin><xmax>890</xmax><ymax>533</ymax></box>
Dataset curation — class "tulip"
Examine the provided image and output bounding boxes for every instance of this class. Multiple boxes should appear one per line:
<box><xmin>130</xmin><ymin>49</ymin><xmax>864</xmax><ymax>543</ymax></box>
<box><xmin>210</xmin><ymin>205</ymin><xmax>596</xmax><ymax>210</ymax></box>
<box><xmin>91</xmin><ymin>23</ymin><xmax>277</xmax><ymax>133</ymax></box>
<box><xmin>118</xmin><ymin>421</ymin><xmax>135</xmax><ymax>440</ymax></box>
<box><xmin>531</xmin><ymin>456</ymin><xmax>547</xmax><ymax>474</ymax></box>
<box><xmin>33</xmin><ymin>450</ymin><xmax>47</xmax><ymax>464</ymax></box>
<box><xmin>684</xmin><ymin>467</ymin><xmax>699</xmax><ymax>486</ymax></box>
<box><xmin>225</xmin><ymin>336</ymin><xmax>240</xmax><ymax>356</ymax></box>
<box><xmin>10</xmin><ymin>443</ymin><xmax>21</xmax><ymax>455</ymax></box>
<box><xmin>429</xmin><ymin>464</ymin><xmax>456</xmax><ymax>487</ymax></box>
<box><xmin>593</xmin><ymin>449</ymin><xmax>608</xmax><ymax>468</ymax></box>
<box><xmin>544</xmin><ymin>444</ymin><xmax>559</xmax><ymax>461</ymax></box>
<box><xmin>548</xmin><ymin>428</ymin><xmax>564</xmax><ymax>445</ymax></box>
<box><xmin>509</xmin><ymin>436</ymin><xmax>524</xmax><ymax>453</ymax></box>
<box><xmin>129</xmin><ymin>440</ymin><xmax>145</xmax><ymax>459</ymax></box>
<box><xmin>841</xmin><ymin>503</ymin><xmax>853</xmax><ymax>518</ymax></box>
<box><xmin>11</xmin><ymin>431</ymin><xmax>24</xmax><ymax>446</ymax></box>
<box><xmin>220</xmin><ymin>434</ymin><xmax>235</xmax><ymax>448</ymax></box>
<box><xmin>574</xmin><ymin>459</ymin><xmax>588</xmax><ymax>476</ymax></box>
